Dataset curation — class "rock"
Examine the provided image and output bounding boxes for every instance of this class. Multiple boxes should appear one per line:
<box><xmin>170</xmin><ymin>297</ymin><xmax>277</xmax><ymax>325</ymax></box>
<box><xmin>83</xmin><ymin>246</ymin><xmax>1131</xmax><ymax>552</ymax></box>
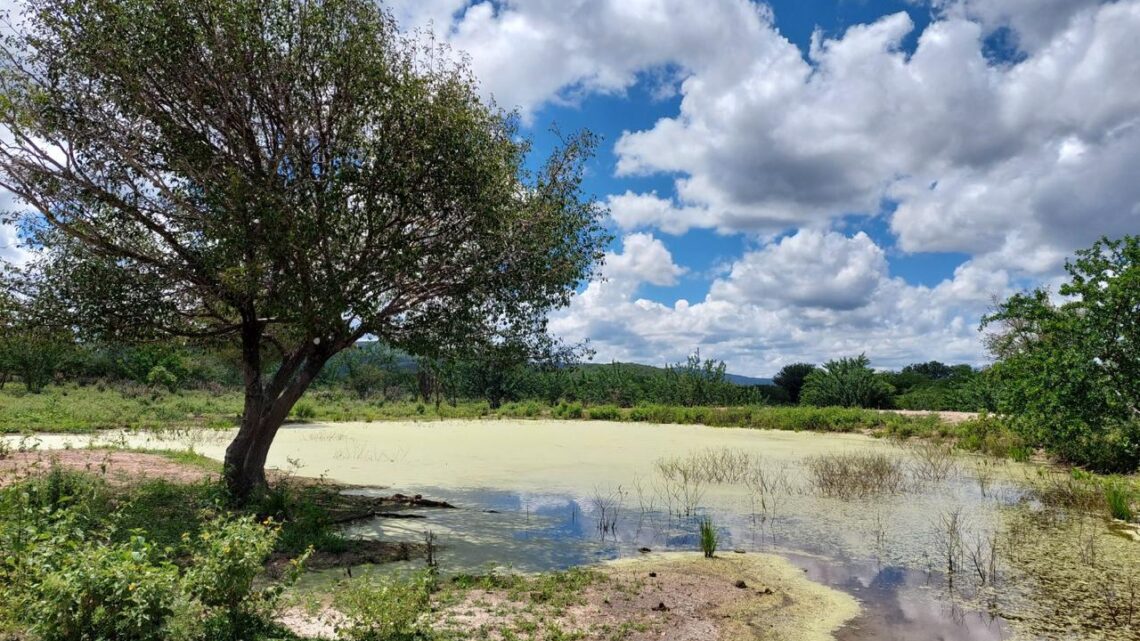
<box><xmin>734</xmin><ymin>580</ymin><xmax>748</xmax><ymax>589</ymax></box>
<box><xmin>733</xmin><ymin>549</ymin><xmax>746</xmax><ymax>554</ymax></box>
<box><xmin>648</xmin><ymin>572</ymin><xmax>657</xmax><ymax>577</ymax></box>
<box><xmin>638</xmin><ymin>547</ymin><xmax>652</xmax><ymax>553</ymax></box>
<box><xmin>652</xmin><ymin>602</ymin><xmax>670</xmax><ymax>612</ymax></box>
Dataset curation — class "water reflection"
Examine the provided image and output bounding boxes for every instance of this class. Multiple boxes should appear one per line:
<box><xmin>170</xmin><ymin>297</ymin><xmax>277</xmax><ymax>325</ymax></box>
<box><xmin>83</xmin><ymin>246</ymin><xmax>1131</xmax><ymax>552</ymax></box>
<box><xmin>342</xmin><ymin>484</ymin><xmax>1012</xmax><ymax>640</ymax></box>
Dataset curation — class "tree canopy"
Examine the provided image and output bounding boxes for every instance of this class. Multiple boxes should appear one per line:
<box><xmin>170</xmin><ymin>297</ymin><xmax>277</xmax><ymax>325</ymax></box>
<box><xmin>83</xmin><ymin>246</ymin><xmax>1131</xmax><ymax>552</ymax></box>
<box><xmin>983</xmin><ymin>236</ymin><xmax>1140</xmax><ymax>471</ymax></box>
<box><xmin>0</xmin><ymin>0</ymin><xmax>608</xmax><ymax>497</ymax></box>
<box><xmin>799</xmin><ymin>355</ymin><xmax>890</xmax><ymax>409</ymax></box>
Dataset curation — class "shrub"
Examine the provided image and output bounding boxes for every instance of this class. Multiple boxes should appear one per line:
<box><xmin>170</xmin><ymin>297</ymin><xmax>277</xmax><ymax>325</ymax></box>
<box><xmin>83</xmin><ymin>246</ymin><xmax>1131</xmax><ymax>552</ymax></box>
<box><xmin>553</xmin><ymin>401</ymin><xmax>583</xmax><ymax>419</ymax></box>
<box><xmin>180</xmin><ymin>517</ymin><xmax>282</xmax><ymax>639</ymax></box>
<box><xmin>291</xmin><ymin>401</ymin><xmax>317</xmax><ymax>420</ymax></box>
<box><xmin>28</xmin><ymin>535</ymin><xmax>180</xmax><ymax>641</ymax></box>
<box><xmin>146</xmin><ymin>365</ymin><xmax>179</xmax><ymax>392</ymax></box>
<box><xmin>585</xmin><ymin>404</ymin><xmax>621</xmax><ymax>421</ymax></box>
<box><xmin>334</xmin><ymin>570</ymin><xmax>434</xmax><ymax>641</ymax></box>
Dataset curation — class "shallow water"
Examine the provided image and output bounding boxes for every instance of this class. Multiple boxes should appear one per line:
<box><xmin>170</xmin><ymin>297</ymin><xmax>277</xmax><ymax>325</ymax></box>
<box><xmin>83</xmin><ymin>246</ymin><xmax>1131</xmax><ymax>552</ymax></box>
<box><xmin>22</xmin><ymin>420</ymin><xmax>1034</xmax><ymax>639</ymax></box>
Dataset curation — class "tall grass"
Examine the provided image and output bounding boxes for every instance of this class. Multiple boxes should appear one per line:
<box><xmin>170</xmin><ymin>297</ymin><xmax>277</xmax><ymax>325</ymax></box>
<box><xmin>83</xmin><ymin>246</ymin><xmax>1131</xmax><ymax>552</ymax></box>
<box><xmin>1106</xmin><ymin>483</ymin><xmax>1134</xmax><ymax>522</ymax></box>
<box><xmin>699</xmin><ymin>517</ymin><xmax>718</xmax><ymax>558</ymax></box>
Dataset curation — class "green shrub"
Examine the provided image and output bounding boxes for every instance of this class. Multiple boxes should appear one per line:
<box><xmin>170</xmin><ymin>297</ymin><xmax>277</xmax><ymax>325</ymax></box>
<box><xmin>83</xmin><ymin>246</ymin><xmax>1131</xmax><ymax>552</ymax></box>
<box><xmin>585</xmin><ymin>404</ymin><xmax>621</xmax><ymax>421</ymax></box>
<box><xmin>334</xmin><ymin>570</ymin><xmax>434</xmax><ymax>641</ymax></box>
<box><xmin>28</xmin><ymin>535</ymin><xmax>179</xmax><ymax>641</ymax></box>
<box><xmin>0</xmin><ymin>473</ymin><xmax>284</xmax><ymax>641</ymax></box>
<box><xmin>553</xmin><ymin>401</ymin><xmax>583</xmax><ymax>419</ymax></box>
<box><xmin>180</xmin><ymin>517</ymin><xmax>283</xmax><ymax>640</ymax></box>
<box><xmin>291</xmin><ymin>401</ymin><xmax>317</xmax><ymax>420</ymax></box>
<box><xmin>146</xmin><ymin>365</ymin><xmax>179</xmax><ymax>392</ymax></box>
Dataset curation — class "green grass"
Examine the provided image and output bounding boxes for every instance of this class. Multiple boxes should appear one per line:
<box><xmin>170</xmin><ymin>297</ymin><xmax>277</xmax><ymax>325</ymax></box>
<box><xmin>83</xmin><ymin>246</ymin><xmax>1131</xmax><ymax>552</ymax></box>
<box><xmin>1105</xmin><ymin>482</ymin><xmax>1135</xmax><ymax>522</ymax></box>
<box><xmin>699</xmin><ymin>517</ymin><xmax>719</xmax><ymax>558</ymax></box>
<box><xmin>2</xmin><ymin>383</ymin><xmax>948</xmax><ymax>436</ymax></box>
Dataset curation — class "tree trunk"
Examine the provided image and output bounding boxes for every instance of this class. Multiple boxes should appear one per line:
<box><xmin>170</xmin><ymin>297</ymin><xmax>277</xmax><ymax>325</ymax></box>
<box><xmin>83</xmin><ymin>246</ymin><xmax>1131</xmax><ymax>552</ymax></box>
<box><xmin>224</xmin><ymin>321</ymin><xmax>335</xmax><ymax>502</ymax></box>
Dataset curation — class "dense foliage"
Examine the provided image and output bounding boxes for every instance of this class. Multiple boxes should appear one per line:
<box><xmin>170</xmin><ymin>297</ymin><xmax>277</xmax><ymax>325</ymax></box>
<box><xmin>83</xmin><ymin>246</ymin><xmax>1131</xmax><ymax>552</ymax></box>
<box><xmin>0</xmin><ymin>469</ymin><xmax>290</xmax><ymax>641</ymax></box>
<box><xmin>799</xmin><ymin>355</ymin><xmax>892</xmax><ymax>409</ymax></box>
<box><xmin>983</xmin><ymin>236</ymin><xmax>1140</xmax><ymax>472</ymax></box>
<box><xmin>0</xmin><ymin>0</ymin><xmax>607</xmax><ymax>497</ymax></box>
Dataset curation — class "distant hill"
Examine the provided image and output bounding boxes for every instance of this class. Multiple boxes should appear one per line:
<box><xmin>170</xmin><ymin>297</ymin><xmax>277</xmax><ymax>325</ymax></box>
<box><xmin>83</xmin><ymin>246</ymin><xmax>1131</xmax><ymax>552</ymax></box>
<box><xmin>724</xmin><ymin>373</ymin><xmax>774</xmax><ymax>386</ymax></box>
<box><xmin>343</xmin><ymin>344</ymin><xmax>774</xmax><ymax>386</ymax></box>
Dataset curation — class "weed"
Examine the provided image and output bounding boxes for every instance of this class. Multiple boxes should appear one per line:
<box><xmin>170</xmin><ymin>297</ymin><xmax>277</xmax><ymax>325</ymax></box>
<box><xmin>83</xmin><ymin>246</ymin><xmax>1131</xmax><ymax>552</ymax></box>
<box><xmin>906</xmin><ymin>441</ymin><xmax>958</xmax><ymax>482</ymax></box>
<box><xmin>699</xmin><ymin>517</ymin><xmax>718</xmax><ymax>558</ymax></box>
<box><xmin>1106</xmin><ymin>483</ymin><xmax>1135</xmax><ymax>522</ymax></box>
<box><xmin>807</xmin><ymin>452</ymin><xmax>906</xmax><ymax>499</ymax></box>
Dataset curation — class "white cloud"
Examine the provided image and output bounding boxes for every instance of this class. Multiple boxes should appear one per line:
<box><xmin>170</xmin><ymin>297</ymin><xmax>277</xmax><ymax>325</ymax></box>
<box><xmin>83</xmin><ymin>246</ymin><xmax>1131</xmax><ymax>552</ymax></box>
<box><xmin>611</xmin><ymin>1</ymin><xmax>1140</xmax><ymax>273</ymax></box>
<box><xmin>552</xmin><ymin>230</ymin><xmax>1010</xmax><ymax>375</ymax></box>
<box><xmin>606</xmin><ymin>191</ymin><xmax>712</xmax><ymax>235</ymax></box>
<box><xmin>604</xmin><ymin>232</ymin><xmax>686</xmax><ymax>288</ymax></box>
<box><xmin>400</xmin><ymin>0</ymin><xmax>775</xmax><ymax>119</ymax></box>
<box><xmin>708</xmin><ymin>230</ymin><xmax>888</xmax><ymax>311</ymax></box>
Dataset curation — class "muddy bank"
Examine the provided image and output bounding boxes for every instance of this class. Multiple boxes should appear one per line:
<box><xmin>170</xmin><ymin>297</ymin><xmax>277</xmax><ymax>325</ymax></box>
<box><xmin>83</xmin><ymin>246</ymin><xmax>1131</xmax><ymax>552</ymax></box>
<box><xmin>283</xmin><ymin>552</ymin><xmax>859</xmax><ymax>641</ymax></box>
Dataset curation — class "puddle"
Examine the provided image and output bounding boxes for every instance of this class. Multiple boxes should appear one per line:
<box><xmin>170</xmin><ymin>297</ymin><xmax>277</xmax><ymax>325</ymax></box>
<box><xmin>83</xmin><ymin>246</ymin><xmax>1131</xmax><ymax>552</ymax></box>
<box><xmin>14</xmin><ymin>420</ymin><xmax>1051</xmax><ymax>639</ymax></box>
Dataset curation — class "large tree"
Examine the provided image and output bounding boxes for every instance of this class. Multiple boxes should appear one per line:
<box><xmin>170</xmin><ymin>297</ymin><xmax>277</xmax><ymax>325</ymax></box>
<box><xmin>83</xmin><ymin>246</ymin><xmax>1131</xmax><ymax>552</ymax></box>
<box><xmin>983</xmin><ymin>236</ymin><xmax>1140</xmax><ymax>471</ymax></box>
<box><xmin>0</xmin><ymin>0</ymin><xmax>607</xmax><ymax>498</ymax></box>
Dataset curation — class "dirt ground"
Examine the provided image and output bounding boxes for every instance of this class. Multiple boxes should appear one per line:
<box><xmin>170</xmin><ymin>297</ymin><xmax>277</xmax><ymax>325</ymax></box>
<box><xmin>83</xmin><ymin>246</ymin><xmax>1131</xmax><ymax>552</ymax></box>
<box><xmin>879</xmin><ymin>409</ymin><xmax>978</xmax><ymax>424</ymax></box>
<box><xmin>283</xmin><ymin>553</ymin><xmax>860</xmax><ymax>641</ymax></box>
<box><xmin>0</xmin><ymin>449</ymin><xmax>216</xmax><ymax>487</ymax></box>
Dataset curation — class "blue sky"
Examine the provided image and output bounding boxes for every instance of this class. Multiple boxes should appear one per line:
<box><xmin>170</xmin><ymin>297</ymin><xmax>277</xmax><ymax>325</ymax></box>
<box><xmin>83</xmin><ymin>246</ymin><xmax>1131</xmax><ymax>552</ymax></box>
<box><xmin>3</xmin><ymin>0</ymin><xmax>1138</xmax><ymax>377</ymax></box>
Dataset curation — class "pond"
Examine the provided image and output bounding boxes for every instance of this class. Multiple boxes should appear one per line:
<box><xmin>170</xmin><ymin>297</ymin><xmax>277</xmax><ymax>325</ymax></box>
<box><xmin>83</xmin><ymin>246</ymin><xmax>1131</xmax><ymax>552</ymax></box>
<box><xmin>21</xmin><ymin>419</ymin><xmax>1134</xmax><ymax>640</ymax></box>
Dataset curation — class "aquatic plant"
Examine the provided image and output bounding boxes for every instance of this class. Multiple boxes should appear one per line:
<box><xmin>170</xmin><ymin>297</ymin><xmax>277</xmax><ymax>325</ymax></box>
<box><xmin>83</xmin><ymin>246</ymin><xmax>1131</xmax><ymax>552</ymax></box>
<box><xmin>807</xmin><ymin>452</ymin><xmax>906</xmax><ymax>499</ymax></box>
<box><xmin>699</xmin><ymin>517</ymin><xmax>718</xmax><ymax>558</ymax></box>
<box><xmin>906</xmin><ymin>441</ymin><xmax>959</xmax><ymax>482</ymax></box>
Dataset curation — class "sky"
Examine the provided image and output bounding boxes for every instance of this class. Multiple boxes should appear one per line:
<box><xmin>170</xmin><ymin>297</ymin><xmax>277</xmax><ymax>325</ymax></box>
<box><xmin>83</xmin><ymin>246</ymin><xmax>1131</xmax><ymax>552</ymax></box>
<box><xmin>3</xmin><ymin>0</ymin><xmax>1140</xmax><ymax>377</ymax></box>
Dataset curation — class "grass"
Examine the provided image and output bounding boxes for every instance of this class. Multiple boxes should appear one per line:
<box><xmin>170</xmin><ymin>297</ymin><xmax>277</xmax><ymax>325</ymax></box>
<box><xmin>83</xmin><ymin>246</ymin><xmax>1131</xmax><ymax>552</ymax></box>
<box><xmin>1105</xmin><ymin>482</ymin><xmax>1135</xmax><ymax>522</ymax></box>
<box><xmin>2</xmin><ymin>383</ymin><xmax>946</xmax><ymax>436</ymax></box>
<box><xmin>699</xmin><ymin>517</ymin><xmax>718</xmax><ymax>558</ymax></box>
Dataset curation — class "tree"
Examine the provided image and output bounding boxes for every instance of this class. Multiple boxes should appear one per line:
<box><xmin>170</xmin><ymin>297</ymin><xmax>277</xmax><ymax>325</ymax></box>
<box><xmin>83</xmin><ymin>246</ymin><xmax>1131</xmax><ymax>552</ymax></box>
<box><xmin>773</xmin><ymin>363</ymin><xmax>816</xmax><ymax>404</ymax></box>
<box><xmin>900</xmin><ymin>361</ymin><xmax>954</xmax><ymax>380</ymax></box>
<box><xmin>982</xmin><ymin>236</ymin><xmax>1140</xmax><ymax>471</ymax></box>
<box><xmin>800</xmin><ymin>354</ymin><xmax>890</xmax><ymax>409</ymax></box>
<box><xmin>0</xmin><ymin>0</ymin><xmax>607</xmax><ymax>499</ymax></box>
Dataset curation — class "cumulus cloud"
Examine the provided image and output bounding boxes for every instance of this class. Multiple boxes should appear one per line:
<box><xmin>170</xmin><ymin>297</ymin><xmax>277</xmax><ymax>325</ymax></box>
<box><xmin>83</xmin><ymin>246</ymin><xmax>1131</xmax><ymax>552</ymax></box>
<box><xmin>604</xmin><ymin>232</ymin><xmax>686</xmax><ymax>288</ymax></box>
<box><xmin>399</xmin><ymin>0</ymin><xmax>775</xmax><ymax>118</ymax></box>
<box><xmin>708</xmin><ymin>231</ymin><xmax>888</xmax><ymax>311</ymax></box>
<box><xmin>552</xmin><ymin>230</ymin><xmax>1009</xmax><ymax>375</ymax></box>
<box><xmin>612</xmin><ymin>1</ymin><xmax>1140</xmax><ymax>274</ymax></box>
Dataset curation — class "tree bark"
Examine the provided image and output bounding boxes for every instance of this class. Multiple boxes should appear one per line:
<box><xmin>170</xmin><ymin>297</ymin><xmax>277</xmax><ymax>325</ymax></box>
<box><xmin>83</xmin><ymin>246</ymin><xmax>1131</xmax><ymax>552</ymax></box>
<box><xmin>224</xmin><ymin>319</ymin><xmax>336</xmax><ymax>502</ymax></box>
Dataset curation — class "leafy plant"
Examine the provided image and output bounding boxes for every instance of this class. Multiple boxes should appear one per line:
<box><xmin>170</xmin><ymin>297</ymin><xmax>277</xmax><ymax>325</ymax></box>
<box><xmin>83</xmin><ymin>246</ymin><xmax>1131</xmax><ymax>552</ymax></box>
<box><xmin>983</xmin><ymin>236</ymin><xmax>1140</xmax><ymax>472</ymax></box>
<box><xmin>334</xmin><ymin>571</ymin><xmax>435</xmax><ymax>641</ymax></box>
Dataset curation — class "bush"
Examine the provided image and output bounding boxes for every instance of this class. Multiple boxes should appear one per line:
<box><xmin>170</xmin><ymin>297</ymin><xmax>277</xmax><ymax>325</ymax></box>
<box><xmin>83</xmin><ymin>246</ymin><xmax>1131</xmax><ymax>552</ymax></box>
<box><xmin>0</xmin><ymin>473</ymin><xmax>285</xmax><ymax>641</ymax></box>
<box><xmin>585</xmin><ymin>404</ymin><xmax>621</xmax><ymax>421</ymax></box>
<box><xmin>552</xmin><ymin>401</ymin><xmax>583</xmax><ymax>419</ymax></box>
<box><xmin>146</xmin><ymin>365</ymin><xmax>179</xmax><ymax>393</ymax></box>
<box><xmin>28</xmin><ymin>535</ymin><xmax>180</xmax><ymax>641</ymax></box>
<box><xmin>291</xmin><ymin>401</ymin><xmax>317</xmax><ymax>420</ymax></box>
<box><xmin>334</xmin><ymin>571</ymin><xmax>434</xmax><ymax>641</ymax></box>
